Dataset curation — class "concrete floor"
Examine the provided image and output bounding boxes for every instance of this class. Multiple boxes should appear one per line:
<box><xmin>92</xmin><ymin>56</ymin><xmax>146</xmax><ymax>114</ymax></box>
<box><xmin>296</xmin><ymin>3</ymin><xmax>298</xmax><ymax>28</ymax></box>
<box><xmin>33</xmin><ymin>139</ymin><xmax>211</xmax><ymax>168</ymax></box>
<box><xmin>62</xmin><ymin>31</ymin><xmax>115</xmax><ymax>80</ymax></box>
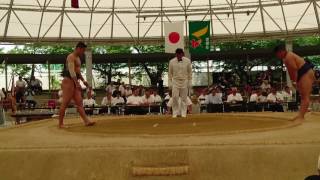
<box><xmin>0</xmin><ymin>112</ymin><xmax>319</xmax><ymax>180</ymax></box>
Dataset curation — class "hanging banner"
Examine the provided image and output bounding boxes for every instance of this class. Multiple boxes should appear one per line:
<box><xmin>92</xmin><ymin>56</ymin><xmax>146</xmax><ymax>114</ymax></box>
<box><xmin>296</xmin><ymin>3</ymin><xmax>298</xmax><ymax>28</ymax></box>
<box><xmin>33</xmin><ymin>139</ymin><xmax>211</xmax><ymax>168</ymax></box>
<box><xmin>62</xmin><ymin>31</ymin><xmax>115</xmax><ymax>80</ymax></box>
<box><xmin>71</xmin><ymin>0</ymin><xmax>79</xmax><ymax>8</ymax></box>
<box><xmin>189</xmin><ymin>21</ymin><xmax>210</xmax><ymax>54</ymax></box>
<box><xmin>164</xmin><ymin>22</ymin><xmax>184</xmax><ymax>53</ymax></box>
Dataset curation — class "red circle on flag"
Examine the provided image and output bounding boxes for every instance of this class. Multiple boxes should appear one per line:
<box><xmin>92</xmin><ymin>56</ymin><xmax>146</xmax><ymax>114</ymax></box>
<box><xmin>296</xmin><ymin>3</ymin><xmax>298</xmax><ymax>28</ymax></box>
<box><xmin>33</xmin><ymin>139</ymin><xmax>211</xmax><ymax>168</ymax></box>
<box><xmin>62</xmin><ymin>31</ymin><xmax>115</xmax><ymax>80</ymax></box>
<box><xmin>169</xmin><ymin>32</ymin><xmax>180</xmax><ymax>44</ymax></box>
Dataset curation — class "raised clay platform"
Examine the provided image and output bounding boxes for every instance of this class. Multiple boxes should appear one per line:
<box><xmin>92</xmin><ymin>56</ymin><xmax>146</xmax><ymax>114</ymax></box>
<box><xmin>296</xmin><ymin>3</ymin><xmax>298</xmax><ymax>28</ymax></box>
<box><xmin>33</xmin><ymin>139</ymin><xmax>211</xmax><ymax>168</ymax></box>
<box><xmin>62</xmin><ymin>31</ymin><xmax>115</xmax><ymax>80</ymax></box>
<box><xmin>0</xmin><ymin>112</ymin><xmax>320</xmax><ymax>180</ymax></box>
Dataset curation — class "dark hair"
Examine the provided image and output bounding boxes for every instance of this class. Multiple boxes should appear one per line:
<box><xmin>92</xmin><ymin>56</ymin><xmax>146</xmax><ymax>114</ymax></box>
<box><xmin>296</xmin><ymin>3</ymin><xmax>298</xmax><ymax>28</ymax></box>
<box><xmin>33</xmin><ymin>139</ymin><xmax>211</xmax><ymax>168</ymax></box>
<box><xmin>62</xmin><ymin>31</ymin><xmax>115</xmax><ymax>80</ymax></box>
<box><xmin>273</xmin><ymin>44</ymin><xmax>286</xmax><ymax>53</ymax></box>
<box><xmin>76</xmin><ymin>41</ymin><xmax>87</xmax><ymax>49</ymax></box>
<box><xmin>175</xmin><ymin>48</ymin><xmax>184</xmax><ymax>54</ymax></box>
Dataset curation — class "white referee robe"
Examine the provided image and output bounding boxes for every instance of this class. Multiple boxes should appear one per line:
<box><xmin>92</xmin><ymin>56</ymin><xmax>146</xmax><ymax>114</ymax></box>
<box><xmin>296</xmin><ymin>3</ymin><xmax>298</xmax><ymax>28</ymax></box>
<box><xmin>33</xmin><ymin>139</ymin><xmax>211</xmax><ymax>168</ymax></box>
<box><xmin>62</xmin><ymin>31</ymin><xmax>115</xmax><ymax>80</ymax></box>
<box><xmin>168</xmin><ymin>57</ymin><xmax>192</xmax><ymax>117</ymax></box>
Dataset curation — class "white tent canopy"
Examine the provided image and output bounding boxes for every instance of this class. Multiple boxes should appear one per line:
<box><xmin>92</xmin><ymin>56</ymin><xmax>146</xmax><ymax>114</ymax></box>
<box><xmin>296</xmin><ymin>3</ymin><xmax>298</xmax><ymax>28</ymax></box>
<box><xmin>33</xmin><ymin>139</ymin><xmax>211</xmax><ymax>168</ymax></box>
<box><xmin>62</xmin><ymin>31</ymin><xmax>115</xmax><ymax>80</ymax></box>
<box><xmin>0</xmin><ymin>0</ymin><xmax>319</xmax><ymax>44</ymax></box>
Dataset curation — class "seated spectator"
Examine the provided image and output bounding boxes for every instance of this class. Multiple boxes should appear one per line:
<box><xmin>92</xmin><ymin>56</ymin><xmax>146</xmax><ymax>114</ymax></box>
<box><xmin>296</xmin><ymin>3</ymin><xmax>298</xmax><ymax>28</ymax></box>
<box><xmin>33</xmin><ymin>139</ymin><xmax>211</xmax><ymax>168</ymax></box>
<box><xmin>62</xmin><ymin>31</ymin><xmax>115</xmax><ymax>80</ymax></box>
<box><xmin>83</xmin><ymin>90</ymin><xmax>97</xmax><ymax>107</ymax></box>
<box><xmin>138</xmin><ymin>85</ymin><xmax>145</xmax><ymax>96</ymax></box>
<box><xmin>260</xmin><ymin>80</ymin><xmax>271</xmax><ymax>92</ymax></box>
<box><xmin>125</xmin><ymin>85</ymin><xmax>132</xmax><ymax>97</ymax></box>
<box><xmin>282</xmin><ymin>86</ymin><xmax>293</xmax><ymax>102</ymax></box>
<box><xmin>126</xmin><ymin>89</ymin><xmax>142</xmax><ymax>105</ymax></box>
<box><xmin>267</xmin><ymin>88</ymin><xmax>284</xmax><ymax>112</ymax></box>
<box><xmin>258</xmin><ymin>91</ymin><xmax>268</xmax><ymax>103</ymax></box>
<box><xmin>249</xmin><ymin>90</ymin><xmax>258</xmax><ymax>103</ymax></box>
<box><xmin>15</xmin><ymin>76</ymin><xmax>27</xmax><ymax>103</ymax></box>
<box><xmin>30</xmin><ymin>76</ymin><xmax>42</xmax><ymax>94</ymax></box>
<box><xmin>112</xmin><ymin>86</ymin><xmax>121</xmax><ymax>97</ymax></box>
<box><xmin>112</xmin><ymin>92</ymin><xmax>125</xmax><ymax>106</ymax></box>
<box><xmin>101</xmin><ymin>92</ymin><xmax>113</xmax><ymax>106</ymax></box>
<box><xmin>164</xmin><ymin>91</ymin><xmax>171</xmax><ymax>101</ymax></box>
<box><xmin>141</xmin><ymin>90</ymin><xmax>155</xmax><ymax>105</ymax></box>
<box><xmin>105</xmin><ymin>82</ymin><xmax>115</xmax><ymax>94</ymax></box>
<box><xmin>151</xmin><ymin>90</ymin><xmax>162</xmax><ymax>104</ymax></box>
<box><xmin>227</xmin><ymin>88</ymin><xmax>243</xmax><ymax>104</ymax></box>
<box><xmin>24</xmin><ymin>89</ymin><xmax>37</xmax><ymax>108</ymax></box>
<box><xmin>191</xmin><ymin>95</ymin><xmax>200</xmax><ymax>114</ymax></box>
<box><xmin>206</xmin><ymin>89</ymin><xmax>223</xmax><ymax>104</ymax></box>
<box><xmin>119</xmin><ymin>82</ymin><xmax>126</xmax><ymax>97</ymax></box>
<box><xmin>167</xmin><ymin>96</ymin><xmax>192</xmax><ymax>115</ymax></box>
<box><xmin>198</xmin><ymin>90</ymin><xmax>208</xmax><ymax>105</ymax></box>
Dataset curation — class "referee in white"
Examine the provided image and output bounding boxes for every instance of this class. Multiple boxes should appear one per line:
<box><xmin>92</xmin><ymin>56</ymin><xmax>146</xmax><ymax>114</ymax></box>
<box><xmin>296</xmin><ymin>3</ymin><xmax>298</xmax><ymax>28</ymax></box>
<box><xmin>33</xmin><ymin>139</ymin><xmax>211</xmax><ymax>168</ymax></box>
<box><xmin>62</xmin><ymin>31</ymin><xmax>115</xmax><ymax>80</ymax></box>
<box><xmin>168</xmin><ymin>48</ymin><xmax>192</xmax><ymax>118</ymax></box>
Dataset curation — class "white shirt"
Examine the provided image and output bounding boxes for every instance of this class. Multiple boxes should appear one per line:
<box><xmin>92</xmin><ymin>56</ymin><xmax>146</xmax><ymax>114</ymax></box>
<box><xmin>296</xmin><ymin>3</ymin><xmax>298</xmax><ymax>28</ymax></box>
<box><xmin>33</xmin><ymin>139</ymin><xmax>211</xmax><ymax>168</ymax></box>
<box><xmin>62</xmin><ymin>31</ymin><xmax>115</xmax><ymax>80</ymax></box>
<box><xmin>112</xmin><ymin>97</ymin><xmax>125</xmax><ymax>105</ymax></box>
<box><xmin>164</xmin><ymin>94</ymin><xmax>171</xmax><ymax>101</ymax></box>
<box><xmin>125</xmin><ymin>89</ymin><xmax>132</xmax><ymax>97</ymax></box>
<box><xmin>227</xmin><ymin>93</ymin><xmax>243</xmax><ymax>103</ymax></box>
<box><xmin>141</xmin><ymin>95</ymin><xmax>155</xmax><ymax>104</ymax></box>
<box><xmin>167</xmin><ymin>97</ymin><xmax>192</xmax><ymax>107</ymax></box>
<box><xmin>126</xmin><ymin>95</ymin><xmax>142</xmax><ymax>105</ymax></box>
<box><xmin>101</xmin><ymin>97</ymin><xmax>113</xmax><ymax>106</ymax></box>
<box><xmin>267</xmin><ymin>92</ymin><xmax>284</xmax><ymax>103</ymax></box>
<box><xmin>168</xmin><ymin>57</ymin><xmax>192</xmax><ymax>88</ymax></box>
<box><xmin>282</xmin><ymin>90</ymin><xmax>293</xmax><ymax>102</ymax></box>
<box><xmin>105</xmin><ymin>85</ymin><xmax>114</xmax><ymax>94</ymax></box>
<box><xmin>249</xmin><ymin>93</ymin><xmax>258</xmax><ymax>102</ymax></box>
<box><xmin>83</xmin><ymin>98</ymin><xmax>97</xmax><ymax>107</ymax></box>
<box><xmin>257</xmin><ymin>95</ymin><xmax>267</xmax><ymax>103</ymax></box>
<box><xmin>16</xmin><ymin>80</ymin><xmax>26</xmax><ymax>88</ymax></box>
<box><xmin>198</xmin><ymin>94</ymin><xmax>208</xmax><ymax>105</ymax></box>
<box><xmin>205</xmin><ymin>94</ymin><xmax>223</xmax><ymax>104</ymax></box>
<box><xmin>151</xmin><ymin>94</ymin><xmax>162</xmax><ymax>103</ymax></box>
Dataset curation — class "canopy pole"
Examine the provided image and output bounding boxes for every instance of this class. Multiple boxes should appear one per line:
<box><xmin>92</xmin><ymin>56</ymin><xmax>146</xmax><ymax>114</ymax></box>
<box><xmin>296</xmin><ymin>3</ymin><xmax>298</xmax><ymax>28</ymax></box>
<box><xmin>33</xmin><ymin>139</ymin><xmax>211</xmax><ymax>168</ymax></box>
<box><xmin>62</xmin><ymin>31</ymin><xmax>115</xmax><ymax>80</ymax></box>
<box><xmin>5</xmin><ymin>59</ymin><xmax>8</xmax><ymax>91</ymax></box>
<box><xmin>47</xmin><ymin>60</ymin><xmax>51</xmax><ymax>93</ymax></box>
<box><xmin>285</xmin><ymin>40</ymin><xmax>293</xmax><ymax>88</ymax></box>
<box><xmin>128</xmin><ymin>59</ymin><xmax>132</xmax><ymax>86</ymax></box>
<box><xmin>85</xmin><ymin>48</ymin><xmax>93</xmax><ymax>88</ymax></box>
<box><xmin>207</xmin><ymin>58</ymin><xmax>210</xmax><ymax>88</ymax></box>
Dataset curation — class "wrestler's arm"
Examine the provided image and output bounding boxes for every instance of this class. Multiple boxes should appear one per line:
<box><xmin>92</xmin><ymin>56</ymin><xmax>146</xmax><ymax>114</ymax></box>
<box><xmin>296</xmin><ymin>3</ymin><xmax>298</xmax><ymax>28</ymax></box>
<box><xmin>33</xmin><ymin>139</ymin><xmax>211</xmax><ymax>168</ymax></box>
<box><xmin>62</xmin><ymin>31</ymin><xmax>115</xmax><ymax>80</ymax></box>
<box><xmin>284</xmin><ymin>55</ymin><xmax>298</xmax><ymax>82</ymax></box>
<box><xmin>78</xmin><ymin>73</ymin><xmax>90</xmax><ymax>88</ymax></box>
<box><xmin>67</xmin><ymin>56</ymin><xmax>80</xmax><ymax>87</ymax></box>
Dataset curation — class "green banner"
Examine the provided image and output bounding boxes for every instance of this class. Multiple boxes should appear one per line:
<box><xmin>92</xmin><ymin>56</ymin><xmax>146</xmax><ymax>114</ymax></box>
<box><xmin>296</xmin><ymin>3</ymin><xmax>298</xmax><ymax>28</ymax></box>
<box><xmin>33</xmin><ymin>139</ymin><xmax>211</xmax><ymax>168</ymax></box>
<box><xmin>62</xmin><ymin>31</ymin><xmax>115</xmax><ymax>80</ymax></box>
<box><xmin>189</xmin><ymin>21</ymin><xmax>210</xmax><ymax>54</ymax></box>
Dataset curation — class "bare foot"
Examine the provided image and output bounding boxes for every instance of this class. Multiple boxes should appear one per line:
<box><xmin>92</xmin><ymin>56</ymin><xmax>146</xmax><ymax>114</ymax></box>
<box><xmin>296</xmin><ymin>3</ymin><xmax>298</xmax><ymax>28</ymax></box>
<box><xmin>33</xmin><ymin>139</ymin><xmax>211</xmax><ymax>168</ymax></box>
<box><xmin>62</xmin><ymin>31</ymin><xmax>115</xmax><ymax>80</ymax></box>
<box><xmin>290</xmin><ymin>115</ymin><xmax>304</xmax><ymax>124</ymax></box>
<box><xmin>85</xmin><ymin>121</ymin><xmax>96</xmax><ymax>127</ymax></box>
<box><xmin>59</xmin><ymin>124</ymin><xmax>70</xmax><ymax>129</ymax></box>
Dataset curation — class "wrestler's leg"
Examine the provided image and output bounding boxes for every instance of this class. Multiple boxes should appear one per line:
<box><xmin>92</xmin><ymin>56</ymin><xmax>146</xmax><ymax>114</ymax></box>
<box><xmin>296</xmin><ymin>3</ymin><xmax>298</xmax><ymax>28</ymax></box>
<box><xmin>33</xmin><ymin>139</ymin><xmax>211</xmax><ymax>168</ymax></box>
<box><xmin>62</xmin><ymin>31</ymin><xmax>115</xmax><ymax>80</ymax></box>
<box><xmin>293</xmin><ymin>70</ymin><xmax>315</xmax><ymax>123</ymax></box>
<box><xmin>59</xmin><ymin>78</ymin><xmax>74</xmax><ymax>128</ymax></box>
<box><xmin>73</xmin><ymin>87</ymin><xmax>95</xmax><ymax>126</ymax></box>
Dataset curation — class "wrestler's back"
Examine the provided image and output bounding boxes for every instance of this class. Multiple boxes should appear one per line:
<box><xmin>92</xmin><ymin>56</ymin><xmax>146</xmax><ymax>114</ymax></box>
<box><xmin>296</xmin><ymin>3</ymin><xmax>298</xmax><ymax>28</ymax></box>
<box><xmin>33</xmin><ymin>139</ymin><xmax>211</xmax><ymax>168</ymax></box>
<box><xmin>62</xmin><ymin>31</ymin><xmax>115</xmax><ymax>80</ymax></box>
<box><xmin>284</xmin><ymin>52</ymin><xmax>305</xmax><ymax>70</ymax></box>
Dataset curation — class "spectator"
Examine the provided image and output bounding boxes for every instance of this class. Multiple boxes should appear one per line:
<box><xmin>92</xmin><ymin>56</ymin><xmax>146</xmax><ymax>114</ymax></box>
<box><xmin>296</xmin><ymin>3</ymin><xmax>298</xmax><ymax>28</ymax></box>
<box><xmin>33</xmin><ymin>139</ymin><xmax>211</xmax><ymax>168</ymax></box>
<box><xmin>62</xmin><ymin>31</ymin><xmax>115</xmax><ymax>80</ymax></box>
<box><xmin>138</xmin><ymin>85</ymin><xmax>145</xmax><ymax>96</ymax></box>
<box><xmin>198</xmin><ymin>90</ymin><xmax>208</xmax><ymax>105</ymax></box>
<box><xmin>101</xmin><ymin>92</ymin><xmax>113</xmax><ymax>106</ymax></box>
<box><xmin>141</xmin><ymin>90</ymin><xmax>155</xmax><ymax>105</ymax></box>
<box><xmin>267</xmin><ymin>88</ymin><xmax>284</xmax><ymax>103</ymax></box>
<box><xmin>260</xmin><ymin>80</ymin><xmax>271</xmax><ymax>92</ymax></box>
<box><xmin>157</xmin><ymin>77</ymin><xmax>164</xmax><ymax>97</ymax></box>
<box><xmin>30</xmin><ymin>76</ymin><xmax>42</xmax><ymax>94</ymax></box>
<box><xmin>151</xmin><ymin>90</ymin><xmax>162</xmax><ymax>104</ymax></box>
<box><xmin>206</xmin><ymin>89</ymin><xmax>223</xmax><ymax>104</ymax></box>
<box><xmin>125</xmin><ymin>85</ymin><xmax>132</xmax><ymax>97</ymax></box>
<box><xmin>258</xmin><ymin>91</ymin><xmax>268</xmax><ymax>103</ymax></box>
<box><xmin>25</xmin><ymin>89</ymin><xmax>37</xmax><ymax>108</ymax></box>
<box><xmin>164</xmin><ymin>91</ymin><xmax>171</xmax><ymax>101</ymax></box>
<box><xmin>105</xmin><ymin>82</ymin><xmax>115</xmax><ymax>94</ymax></box>
<box><xmin>126</xmin><ymin>89</ymin><xmax>142</xmax><ymax>105</ymax></box>
<box><xmin>112</xmin><ymin>86</ymin><xmax>121</xmax><ymax>97</ymax></box>
<box><xmin>227</xmin><ymin>88</ymin><xmax>243</xmax><ymax>104</ymax></box>
<box><xmin>112</xmin><ymin>92</ymin><xmax>125</xmax><ymax>106</ymax></box>
<box><xmin>15</xmin><ymin>76</ymin><xmax>27</xmax><ymax>103</ymax></box>
<box><xmin>282</xmin><ymin>86</ymin><xmax>293</xmax><ymax>102</ymax></box>
<box><xmin>83</xmin><ymin>90</ymin><xmax>97</xmax><ymax>107</ymax></box>
<box><xmin>119</xmin><ymin>82</ymin><xmax>126</xmax><ymax>97</ymax></box>
<box><xmin>115</xmin><ymin>79</ymin><xmax>121</xmax><ymax>86</ymax></box>
<box><xmin>191</xmin><ymin>95</ymin><xmax>200</xmax><ymax>114</ymax></box>
<box><xmin>249</xmin><ymin>90</ymin><xmax>258</xmax><ymax>103</ymax></box>
<box><xmin>267</xmin><ymin>88</ymin><xmax>284</xmax><ymax>112</ymax></box>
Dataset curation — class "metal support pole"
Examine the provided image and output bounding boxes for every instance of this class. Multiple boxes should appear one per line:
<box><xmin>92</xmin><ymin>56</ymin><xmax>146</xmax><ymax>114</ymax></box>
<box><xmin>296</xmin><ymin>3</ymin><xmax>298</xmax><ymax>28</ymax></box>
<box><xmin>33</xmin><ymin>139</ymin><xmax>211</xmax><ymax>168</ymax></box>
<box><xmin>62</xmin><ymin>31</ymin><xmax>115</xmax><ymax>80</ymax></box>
<box><xmin>285</xmin><ymin>40</ymin><xmax>293</xmax><ymax>88</ymax></box>
<box><xmin>85</xmin><ymin>48</ymin><xmax>93</xmax><ymax>87</ymax></box>
<box><xmin>207</xmin><ymin>59</ymin><xmax>210</xmax><ymax>87</ymax></box>
<box><xmin>110</xmin><ymin>0</ymin><xmax>116</xmax><ymax>39</ymax></box>
<box><xmin>47</xmin><ymin>60</ymin><xmax>51</xmax><ymax>92</ymax></box>
<box><xmin>5</xmin><ymin>59</ymin><xmax>8</xmax><ymax>91</ymax></box>
<box><xmin>313</xmin><ymin>0</ymin><xmax>320</xmax><ymax>33</ymax></box>
<box><xmin>259</xmin><ymin>0</ymin><xmax>266</xmax><ymax>35</ymax></box>
<box><xmin>3</xmin><ymin>0</ymin><xmax>14</xmax><ymax>39</ymax></box>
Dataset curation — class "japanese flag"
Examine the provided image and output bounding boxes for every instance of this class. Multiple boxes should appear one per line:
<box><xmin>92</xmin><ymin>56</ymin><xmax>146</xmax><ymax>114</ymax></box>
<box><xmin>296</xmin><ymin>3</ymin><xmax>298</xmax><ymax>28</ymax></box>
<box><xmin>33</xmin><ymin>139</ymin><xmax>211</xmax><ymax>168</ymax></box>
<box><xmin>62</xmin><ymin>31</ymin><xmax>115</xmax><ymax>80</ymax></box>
<box><xmin>164</xmin><ymin>22</ymin><xmax>184</xmax><ymax>53</ymax></box>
